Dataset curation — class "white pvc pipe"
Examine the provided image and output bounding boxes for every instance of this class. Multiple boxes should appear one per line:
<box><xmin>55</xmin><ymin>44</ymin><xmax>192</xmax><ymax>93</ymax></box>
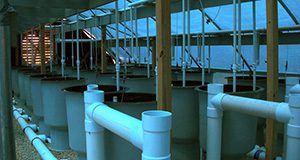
<box><xmin>201</xmin><ymin>8</ymin><xmax>205</xmax><ymax>85</ymax></box>
<box><xmin>207</xmin><ymin>84</ymin><xmax>300</xmax><ymax>160</ymax></box>
<box><xmin>76</xmin><ymin>15</ymin><xmax>81</xmax><ymax>80</ymax></box>
<box><xmin>146</xmin><ymin>17</ymin><xmax>150</xmax><ymax>78</ymax></box>
<box><xmin>285</xmin><ymin>77</ymin><xmax>299</xmax><ymax>102</ymax></box>
<box><xmin>285</xmin><ymin>84</ymin><xmax>300</xmax><ymax>160</ymax></box>
<box><xmin>115</xmin><ymin>1</ymin><xmax>120</xmax><ymax>91</ymax></box>
<box><xmin>85</xmin><ymin>90</ymin><xmax>172</xmax><ymax>160</ymax></box>
<box><xmin>94</xmin><ymin>18</ymin><xmax>98</xmax><ymax>69</ymax></box>
<box><xmin>71</xmin><ymin>31</ymin><xmax>74</xmax><ymax>67</ymax></box>
<box><xmin>13</xmin><ymin>108</ymin><xmax>57</xmax><ymax>160</ymax></box>
<box><xmin>208</xmin><ymin>45</ymin><xmax>211</xmax><ymax>73</ymax></box>
<box><xmin>31</xmin><ymin>29</ymin><xmax>34</xmax><ymax>67</ymax></box>
<box><xmin>206</xmin><ymin>84</ymin><xmax>224</xmax><ymax>160</ymax></box>
<box><xmin>49</xmin><ymin>26</ymin><xmax>53</xmax><ymax>72</ymax></box>
<box><xmin>61</xmin><ymin>20</ymin><xmax>65</xmax><ymax>76</ymax></box>
<box><xmin>90</xmin><ymin>28</ymin><xmax>93</xmax><ymax>70</ymax></box>
<box><xmin>232</xmin><ymin>0</ymin><xmax>237</xmax><ymax>92</ymax></box>
<box><xmin>182</xmin><ymin>0</ymin><xmax>186</xmax><ymax>87</ymax></box>
<box><xmin>155</xmin><ymin>66</ymin><xmax>158</xmax><ymax>101</ymax></box>
<box><xmin>84</xmin><ymin>90</ymin><xmax>105</xmax><ymax>160</ymax></box>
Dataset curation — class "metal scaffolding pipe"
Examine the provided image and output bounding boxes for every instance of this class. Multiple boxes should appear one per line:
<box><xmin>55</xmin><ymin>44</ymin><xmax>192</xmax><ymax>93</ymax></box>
<box><xmin>201</xmin><ymin>7</ymin><xmax>205</xmax><ymax>85</ymax></box>
<box><xmin>238</xmin><ymin>0</ymin><xmax>242</xmax><ymax>70</ymax></box>
<box><xmin>76</xmin><ymin>14</ymin><xmax>81</xmax><ymax>80</ymax></box>
<box><xmin>124</xmin><ymin>0</ymin><xmax>128</xmax><ymax>73</ymax></box>
<box><xmin>90</xmin><ymin>27</ymin><xmax>93</xmax><ymax>70</ymax></box>
<box><xmin>187</xmin><ymin>0</ymin><xmax>191</xmax><ymax>67</ymax></box>
<box><xmin>182</xmin><ymin>0</ymin><xmax>186</xmax><ymax>87</ymax></box>
<box><xmin>130</xmin><ymin>7</ymin><xmax>134</xmax><ymax>60</ymax></box>
<box><xmin>61</xmin><ymin>20</ymin><xmax>65</xmax><ymax>76</ymax></box>
<box><xmin>232</xmin><ymin>0</ymin><xmax>237</xmax><ymax>92</ymax></box>
<box><xmin>135</xmin><ymin>8</ymin><xmax>140</xmax><ymax>64</ymax></box>
<box><xmin>146</xmin><ymin>17</ymin><xmax>151</xmax><ymax>78</ymax></box>
<box><xmin>31</xmin><ymin>29</ymin><xmax>34</xmax><ymax>67</ymax></box>
<box><xmin>49</xmin><ymin>25</ymin><xmax>53</xmax><ymax>72</ymax></box>
<box><xmin>71</xmin><ymin>31</ymin><xmax>74</xmax><ymax>67</ymax></box>
<box><xmin>252</xmin><ymin>0</ymin><xmax>257</xmax><ymax>91</ymax></box>
<box><xmin>115</xmin><ymin>0</ymin><xmax>120</xmax><ymax>91</ymax></box>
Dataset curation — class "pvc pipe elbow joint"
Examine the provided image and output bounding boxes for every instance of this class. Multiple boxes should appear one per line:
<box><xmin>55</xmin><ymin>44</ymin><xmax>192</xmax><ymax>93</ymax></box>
<box><xmin>275</xmin><ymin>103</ymin><xmax>292</xmax><ymax>123</ymax></box>
<box><xmin>208</xmin><ymin>93</ymin><xmax>226</xmax><ymax>119</ymax></box>
<box><xmin>85</xmin><ymin>102</ymin><xmax>104</xmax><ymax>133</ymax></box>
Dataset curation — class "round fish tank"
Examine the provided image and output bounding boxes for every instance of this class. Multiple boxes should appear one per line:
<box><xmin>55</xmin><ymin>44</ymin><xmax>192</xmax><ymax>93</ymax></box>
<box><xmin>30</xmin><ymin>74</ymin><xmax>61</xmax><ymax>135</ymax></box>
<box><xmin>17</xmin><ymin>68</ymin><xmax>38</xmax><ymax>104</ymax></box>
<box><xmin>41</xmin><ymin>77</ymin><xmax>85</xmax><ymax>151</ymax></box>
<box><xmin>171</xmin><ymin>80</ymin><xmax>205</xmax><ymax>160</ymax></box>
<box><xmin>64</xmin><ymin>85</ymin><xmax>126</xmax><ymax>160</ymax></box>
<box><xmin>196</xmin><ymin>84</ymin><xmax>264</xmax><ymax>160</ymax></box>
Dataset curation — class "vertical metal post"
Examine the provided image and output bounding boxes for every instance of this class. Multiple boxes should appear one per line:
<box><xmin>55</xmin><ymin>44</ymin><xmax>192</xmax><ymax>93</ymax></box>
<box><xmin>252</xmin><ymin>0</ymin><xmax>257</xmax><ymax>91</ymax></box>
<box><xmin>71</xmin><ymin>31</ymin><xmax>74</xmax><ymax>67</ymax></box>
<box><xmin>26</xmin><ymin>31</ymin><xmax>29</xmax><ymax>66</ymax></box>
<box><xmin>31</xmin><ymin>28</ymin><xmax>34</xmax><ymax>67</ymax></box>
<box><xmin>90</xmin><ymin>27</ymin><xmax>93</xmax><ymax>70</ymax></box>
<box><xmin>0</xmin><ymin>25</ymin><xmax>17</xmax><ymax>160</ymax></box>
<box><xmin>182</xmin><ymin>0</ymin><xmax>186</xmax><ymax>87</ymax></box>
<box><xmin>115</xmin><ymin>0</ymin><xmax>120</xmax><ymax>91</ymax></box>
<box><xmin>61</xmin><ymin>20</ymin><xmax>65</xmax><ymax>76</ymax></box>
<box><xmin>135</xmin><ymin>8</ymin><xmax>139</xmax><ymax>64</ymax></box>
<box><xmin>76</xmin><ymin>14</ymin><xmax>81</xmax><ymax>80</ymax></box>
<box><xmin>146</xmin><ymin>17</ymin><xmax>150</xmax><ymax>78</ymax></box>
<box><xmin>187</xmin><ymin>0</ymin><xmax>191</xmax><ymax>68</ymax></box>
<box><xmin>124</xmin><ymin>0</ymin><xmax>127</xmax><ymax>73</ymax></box>
<box><xmin>238</xmin><ymin>0</ymin><xmax>242</xmax><ymax>70</ymax></box>
<box><xmin>201</xmin><ymin>8</ymin><xmax>205</xmax><ymax>85</ymax></box>
<box><xmin>49</xmin><ymin>25</ymin><xmax>53</xmax><ymax>72</ymax></box>
<box><xmin>130</xmin><ymin>7</ymin><xmax>134</xmax><ymax>61</ymax></box>
<box><xmin>232</xmin><ymin>0</ymin><xmax>237</xmax><ymax>92</ymax></box>
<box><xmin>20</xmin><ymin>33</ymin><xmax>23</xmax><ymax>65</ymax></box>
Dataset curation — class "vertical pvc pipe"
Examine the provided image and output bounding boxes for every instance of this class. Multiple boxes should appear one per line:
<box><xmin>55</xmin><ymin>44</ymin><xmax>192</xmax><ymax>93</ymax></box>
<box><xmin>130</xmin><ymin>7</ymin><xmax>134</xmax><ymax>61</ymax></box>
<box><xmin>182</xmin><ymin>0</ymin><xmax>186</xmax><ymax>87</ymax></box>
<box><xmin>84</xmin><ymin>90</ymin><xmax>105</xmax><ymax>160</ymax></box>
<box><xmin>115</xmin><ymin>0</ymin><xmax>120</xmax><ymax>91</ymax></box>
<box><xmin>146</xmin><ymin>17</ymin><xmax>150</xmax><ymax>78</ymax></box>
<box><xmin>31</xmin><ymin>29</ymin><xmax>34</xmax><ymax>67</ymax></box>
<box><xmin>197</xmin><ymin>34</ymin><xmax>201</xmax><ymax>64</ymax></box>
<box><xmin>61</xmin><ymin>20</ymin><xmax>65</xmax><ymax>76</ymax></box>
<box><xmin>232</xmin><ymin>0</ymin><xmax>237</xmax><ymax>92</ymax></box>
<box><xmin>71</xmin><ymin>31</ymin><xmax>74</xmax><ymax>67</ymax></box>
<box><xmin>252</xmin><ymin>0</ymin><xmax>257</xmax><ymax>91</ymax></box>
<box><xmin>76</xmin><ymin>15</ymin><xmax>81</xmax><ymax>80</ymax></box>
<box><xmin>26</xmin><ymin>32</ymin><xmax>29</xmax><ymax>66</ymax></box>
<box><xmin>49</xmin><ymin>25</ymin><xmax>53</xmax><ymax>72</ymax></box>
<box><xmin>187</xmin><ymin>0</ymin><xmax>191</xmax><ymax>68</ymax></box>
<box><xmin>207</xmin><ymin>84</ymin><xmax>224</xmax><ymax>160</ymax></box>
<box><xmin>286</xmin><ymin>84</ymin><xmax>300</xmax><ymax>160</ymax></box>
<box><xmin>90</xmin><ymin>28</ymin><xmax>93</xmax><ymax>70</ymax></box>
<box><xmin>201</xmin><ymin>8</ymin><xmax>206</xmax><ymax>85</ymax></box>
<box><xmin>135</xmin><ymin>8</ymin><xmax>140</xmax><ymax>64</ymax></box>
<box><xmin>238</xmin><ymin>0</ymin><xmax>242</xmax><ymax>70</ymax></box>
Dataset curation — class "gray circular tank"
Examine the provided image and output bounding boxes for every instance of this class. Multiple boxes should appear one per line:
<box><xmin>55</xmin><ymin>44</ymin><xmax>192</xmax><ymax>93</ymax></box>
<box><xmin>172</xmin><ymin>68</ymin><xmax>214</xmax><ymax>83</ymax></box>
<box><xmin>104</xmin><ymin>92</ymin><xmax>156</xmax><ymax>160</ymax></box>
<box><xmin>119</xmin><ymin>75</ymin><xmax>155</xmax><ymax>93</ymax></box>
<box><xmin>23</xmin><ymin>71</ymin><xmax>43</xmax><ymax>112</ymax></box>
<box><xmin>171</xmin><ymin>80</ymin><xmax>205</xmax><ymax>160</ymax></box>
<box><xmin>30</xmin><ymin>74</ymin><xmax>61</xmax><ymax>135</ymax></box>
<box><xmin>196</xmin><ymin>84</ymin><xmax>264</xmax><ymax>160</ymax></box>
<box><xmin>64</xmin><ymin>85</ymin><xmax>126</xmax><ymax>160</ymax></box>
<box><xmin>17</xmin><ymin>68</ymin><xmax>37</xmax><ymax>104</ymax></box>
<box><xmin>41</xmin><ymin>77</ymin><xmax>85</xmax><ymax>151</ymax></box>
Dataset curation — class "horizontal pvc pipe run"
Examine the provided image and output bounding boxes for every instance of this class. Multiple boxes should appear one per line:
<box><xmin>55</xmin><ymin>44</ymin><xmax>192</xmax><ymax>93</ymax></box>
<box><xmin>211</xmin><ymin>93</ymin><xmax>292</xmax><ymax>123</ymax></box>
<box><xmin>13</xmin><ymin>107</ymin><xmax>57</xmax><ymax>160</ymax></box>
<box><xmin>89</xmin><ymin>102</ymin><xmax>143</xmax><ymax>149</ymax></box>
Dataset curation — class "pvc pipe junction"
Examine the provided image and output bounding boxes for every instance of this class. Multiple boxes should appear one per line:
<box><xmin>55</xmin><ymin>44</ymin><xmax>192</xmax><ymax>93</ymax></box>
<box><xmin>84</xmin><ymin>89</ymin><xmax>172</xmax><ymax>160</ymax></box>
<box><xmin>207</xmin><ymin>84</ymin><xmax>300</xmax><ymax>160</ymax></box>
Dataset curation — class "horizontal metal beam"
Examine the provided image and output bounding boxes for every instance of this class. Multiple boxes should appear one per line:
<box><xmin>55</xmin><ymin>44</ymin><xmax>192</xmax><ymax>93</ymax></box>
<box><xmin>53</xmin><ymin>0</ymin><xmax>254</xmax><ymax>33</ymax></box>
